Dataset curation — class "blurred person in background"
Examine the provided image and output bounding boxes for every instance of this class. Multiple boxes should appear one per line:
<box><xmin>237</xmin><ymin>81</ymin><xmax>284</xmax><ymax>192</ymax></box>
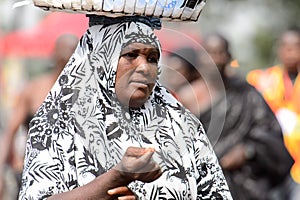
<box><xmin>175</xmin><ymin>32</ymin><xmax>294</xmax><ymax>200</ymax></box>
<box><xmin>160</xmin><ymin>47</ymin><xmax>200</xmax><ymax>94</ymax></box>
<box><xmin>247</xmin><ymin>27</ymin><xmax>300</xmax><ymax>200</ymax></box>
<box><xmin>0</xmin><ymin>33</ymin><xmax>79</xmax><ymax>200</ymax></box>
<box><xmin>161</xmin><ymin>46</ymin><xmax>219</xmax><ymax>116</ymax></box>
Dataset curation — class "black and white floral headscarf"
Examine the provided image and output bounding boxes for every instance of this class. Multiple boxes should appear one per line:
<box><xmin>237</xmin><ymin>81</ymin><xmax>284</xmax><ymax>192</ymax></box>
<box><xmin>19</xmin><ymin>20</ymin><xmax>232</xmax><ymax>200</ymax></box>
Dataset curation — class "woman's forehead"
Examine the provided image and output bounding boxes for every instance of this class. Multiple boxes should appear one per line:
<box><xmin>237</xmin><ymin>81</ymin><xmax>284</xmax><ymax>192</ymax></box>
<box><xmin>122</xmin><ymin>43</ymin><xmax>159</xmax><ymax>52</ymax></box>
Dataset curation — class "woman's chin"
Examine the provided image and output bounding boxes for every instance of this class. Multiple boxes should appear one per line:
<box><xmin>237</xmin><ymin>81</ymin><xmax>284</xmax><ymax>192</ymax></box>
<box><xmin>129</xmin><ymin>94</ymin><xmax>149</xmax><ymax>108</ymax></box>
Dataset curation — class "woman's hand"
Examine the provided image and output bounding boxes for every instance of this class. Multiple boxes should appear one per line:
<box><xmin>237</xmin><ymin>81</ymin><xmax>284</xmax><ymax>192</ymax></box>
<box><xmin>107</xmin><ymin>186</ymin><xmax>137</xmax><ymax>200</ymax></box>
<box><xmin>115</xmin><ymin>147</ymin><xmax>162</xmax><ymax>183</ymax></box>
<box><xmin>48</xmin><ymin>147</ymin><xmax>162</xmax><ymax>200</ymax></box>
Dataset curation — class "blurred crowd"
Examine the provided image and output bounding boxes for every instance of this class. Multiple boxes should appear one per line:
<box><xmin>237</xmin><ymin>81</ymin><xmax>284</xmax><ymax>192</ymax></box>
<box><xmin>1</xmin><ymin>11</ymin><xmax>300</xmax><ymax>200</ymax></box>
<box><xmin>161</xmin><ymin>28</ymin><xmax>300</xmax><ymax>200</ymax></box>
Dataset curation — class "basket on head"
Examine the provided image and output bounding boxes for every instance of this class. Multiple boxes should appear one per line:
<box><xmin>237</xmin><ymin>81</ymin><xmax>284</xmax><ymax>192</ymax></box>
<box><xmin>33</xmin><ymin>0</ymin><xmax>207</xmax><ymax>21</ymax></box>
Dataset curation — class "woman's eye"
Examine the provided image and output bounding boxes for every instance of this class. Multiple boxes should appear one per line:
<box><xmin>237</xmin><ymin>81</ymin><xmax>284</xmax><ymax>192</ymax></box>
<box><xmin>148</xmin><ymin>54</ymin><xmax>159</xmax><ymax>64</ymax></box>
<box><xmin>123</xmin><ymin>52</ymin><xmax>138</xmax><ymax>58</ymax></box>
<box><xmin>148</xmin><ymin>57</ymin><xmax>158</xmax><ymax>64</ymax></box>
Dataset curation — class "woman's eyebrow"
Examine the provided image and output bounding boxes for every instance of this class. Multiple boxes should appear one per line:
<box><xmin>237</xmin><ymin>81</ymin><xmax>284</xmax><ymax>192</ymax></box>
<box><xmin>121</xmin><ymin>47</ymin><xmax>159</xmax><ymax>54</ymax></box>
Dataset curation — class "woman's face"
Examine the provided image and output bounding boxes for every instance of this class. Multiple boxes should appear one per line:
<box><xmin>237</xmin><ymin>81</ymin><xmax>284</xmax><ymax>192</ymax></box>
<box><xmin>115</xmin><ymin>43</ymin><xmax>159</xmax><ymax>108</ymax></box>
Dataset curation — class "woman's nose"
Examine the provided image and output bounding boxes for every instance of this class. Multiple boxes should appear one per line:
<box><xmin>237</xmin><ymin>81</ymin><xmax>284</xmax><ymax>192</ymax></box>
<box><xmin>135</xmin><ymin>56</ymin><xmax>152</xmax><ymax>75</ymax></box>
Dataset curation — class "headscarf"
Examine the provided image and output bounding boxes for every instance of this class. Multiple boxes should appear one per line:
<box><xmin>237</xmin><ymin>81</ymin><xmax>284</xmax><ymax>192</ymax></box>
<box><xmin>19</xmin><ymin>18</ymin><xmax>231</xmax><ymax>200</ymax></box>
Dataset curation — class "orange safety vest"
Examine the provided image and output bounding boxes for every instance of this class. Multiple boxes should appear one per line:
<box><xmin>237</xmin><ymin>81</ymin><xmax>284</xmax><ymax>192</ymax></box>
<box><xmin>247</xmin><ymin>65</ymin><xmax>300</xmax><ymax>183</ymax></box>
<box><xmin>284</xmin><ymin>117</ymin><xmax>300</xmax><ymax>184</ymax></box>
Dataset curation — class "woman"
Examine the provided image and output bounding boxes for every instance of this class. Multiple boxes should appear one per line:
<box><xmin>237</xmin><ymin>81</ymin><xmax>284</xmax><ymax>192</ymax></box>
<box><xmin>18</xmin><ymin>16</ymin><xmax>232</xmax><ymax>199</ymax></box>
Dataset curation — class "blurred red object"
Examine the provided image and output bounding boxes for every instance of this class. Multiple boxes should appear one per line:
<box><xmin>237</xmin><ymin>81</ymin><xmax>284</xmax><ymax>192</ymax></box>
<box><xmin>155</xmin><ymin>28</ymin><xmax>202</xmax><ymax>55</ymax></box>
<box><xmin>0</xmin><ymin>12</ymin><xmax>201</xmax><ymax>57</ymax></box>
<box><xmin>0</xmin><ymin>12</ymin><xmax>88</xmax><ymax>57</ymax></box>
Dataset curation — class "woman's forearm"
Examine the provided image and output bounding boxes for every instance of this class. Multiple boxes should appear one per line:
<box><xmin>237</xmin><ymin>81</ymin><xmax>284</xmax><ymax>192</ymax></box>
<box><xmin>48</xmin><ymin>169</ymin><xmax>130</xmax><ymax>200</ymax></box>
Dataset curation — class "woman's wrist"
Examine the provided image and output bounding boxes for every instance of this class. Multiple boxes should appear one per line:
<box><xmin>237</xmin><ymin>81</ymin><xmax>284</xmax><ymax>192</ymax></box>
<box><xmin>48</xmin><ymin>169</ymin><xmax>133</xmax><ymax>200</ymax></box>
<box><xmin>99</xmin><ymin>168</ymin><xmax>132</xmax><ymax>188</ymax></box>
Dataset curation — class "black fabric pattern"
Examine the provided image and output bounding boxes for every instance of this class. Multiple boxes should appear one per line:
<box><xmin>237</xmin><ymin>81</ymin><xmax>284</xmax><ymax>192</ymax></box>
<box><xmin>88</xmin><ymin>15</ymin><xmax>162</xmax><ymax>30</ymax></box>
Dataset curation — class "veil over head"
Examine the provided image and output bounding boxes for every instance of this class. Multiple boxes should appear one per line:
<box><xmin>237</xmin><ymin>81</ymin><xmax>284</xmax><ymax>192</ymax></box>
<box><xmin>19</xmin><ymin>19</ymin><xmax>231</xmax><ymax>199</ymax></box>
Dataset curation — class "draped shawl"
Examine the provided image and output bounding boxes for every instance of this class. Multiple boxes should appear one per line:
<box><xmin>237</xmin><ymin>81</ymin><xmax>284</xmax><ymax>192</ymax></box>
<box><xmin>19</xmin><ymin>20</ymin><xmax>231</xmax><ymax>200</ymax></box>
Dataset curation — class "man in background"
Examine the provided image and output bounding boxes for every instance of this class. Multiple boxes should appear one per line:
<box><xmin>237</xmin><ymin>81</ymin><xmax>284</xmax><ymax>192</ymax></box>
<box><xmin>247</xmin><ymin>27</ymin><xmax>300</xmax><ymax>200</ymax></box>
<box><xmin>176</xmin><ymin>32</ymin><xmax>293</xmax><ymax>200</ymax></box>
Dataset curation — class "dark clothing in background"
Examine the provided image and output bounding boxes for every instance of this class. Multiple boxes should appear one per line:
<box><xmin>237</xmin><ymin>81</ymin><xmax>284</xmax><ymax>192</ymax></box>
<box><xmin>199</xmin><ymin>76</ymin><xmax>294</xmax><ymax>200</ymax></box>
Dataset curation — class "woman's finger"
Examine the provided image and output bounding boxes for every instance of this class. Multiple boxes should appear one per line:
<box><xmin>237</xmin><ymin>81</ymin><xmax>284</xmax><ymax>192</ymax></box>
<box><xmin>135</xmin><ymin>159</ymin><xmax>159</xmax><ymax>174</ymax></box>
<box><xmin>138</xmin><ymin>164</ymin><xmax>162</xmax><ymax>182</ymax></box>
<box><xmin>118</xmin><ymin>195</ymin><xmax>137</xmax><ymax>200</ymax></box>
<box><xmin>107</xmin><ymin>186</ymin><xmax>134</xmax><ymax>196</ymax></box>
<box><xmin>122</xmin><ymin>150</ymin><xmax>155</xmax><ymax>172</ymax></box>
<box><xmin>125</xmin><ymin>147</ymin><xmax>155</xmax><ymax>157</ymax></box>
<box><xmin>134</xmin><ymin>150</ymin><xmax>155</xmax><ymax>168</ymax></box>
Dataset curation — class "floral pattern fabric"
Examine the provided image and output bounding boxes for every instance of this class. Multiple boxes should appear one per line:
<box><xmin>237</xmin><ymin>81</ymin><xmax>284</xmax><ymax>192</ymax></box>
<box><xmin>19</xmin><ymin>20</ymin><xmax>232</xmax><ymax>200</ymax></box>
